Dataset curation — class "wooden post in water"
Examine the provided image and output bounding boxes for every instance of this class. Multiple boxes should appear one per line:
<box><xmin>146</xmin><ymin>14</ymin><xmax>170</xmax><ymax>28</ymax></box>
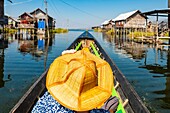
<box><xmin>156</xmin><ymin>13</ymin><xmax>159</xmax><ymax>42</ymax></box>
<box><xmin>0</xmin><ymin>0</ymin><xmax>4</xmax><ymax>32</ymax></box>
<box><xmin>145</xmin><ymin>18</ymin><xmax>148</xmax><ymax>37</ymax></box>
<box><xmin>44</xmin><ymin>0</ymin><xmax>50</xmax><ymax>70</ymax></box>
<box><xmin>168</xmin><ymin>0</ymin><xmax>170</xmax><ymax>44</ymax></box>
<box><xmin>44</xmin><ymin>0</ymin><xmax>50</xmax><ymax>38</ymax></box>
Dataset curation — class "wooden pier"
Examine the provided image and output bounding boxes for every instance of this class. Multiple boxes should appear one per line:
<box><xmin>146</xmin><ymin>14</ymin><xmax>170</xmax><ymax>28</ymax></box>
<box><xmin>157</xmin><ymin>36</ymin><xmax>170</xmax><ymax>39</ymax></box>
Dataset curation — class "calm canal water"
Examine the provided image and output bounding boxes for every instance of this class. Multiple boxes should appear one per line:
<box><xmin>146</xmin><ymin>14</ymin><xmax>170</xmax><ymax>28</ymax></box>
<box><xmin>0</xmin><ymin>30</ymin><xmax>170</xmax><ymax>113</ymax></box>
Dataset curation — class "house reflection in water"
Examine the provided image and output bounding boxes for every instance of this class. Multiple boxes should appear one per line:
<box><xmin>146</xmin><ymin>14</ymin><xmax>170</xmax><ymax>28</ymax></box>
<box><xmin>140</xmin><ymin>50</ymin><xmax>170</xmax><ymax>109</ymax></box>
<box><xmin>102</xmin><ymin>33</ymin><xmax>147</xmax><ymax>60</ymax></box>
<box><xmin>102</xmin><ymin>33</ymin><xmax>170</xmax><ymax>109</ymax></box>
<box><xmin>0</xmin><ymin>33</ymin><xmax>54</xmax><ymax>88</ymax></box>
<box><xmin>102</xmin><ymin>33</ymin><xmax>114</xmax><ymax>43</ymax></box>
<box><xmin>38</xmin><ymin>37</ymin><xmax>44</xmax><ymax>51</ymax></box>
<box><xmin>122</xmin><ymin>42</ymin><xmax>146</xmax><ymax>59</ymax></box>
<box><xmin>18</xmin><ymin>34</ymin><xmax>54</xmax><ymax>60</ymax></box>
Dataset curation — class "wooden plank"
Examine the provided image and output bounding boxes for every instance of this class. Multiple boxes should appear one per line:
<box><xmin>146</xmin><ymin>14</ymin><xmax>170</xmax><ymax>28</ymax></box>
<box><xmin>159</xmin><ymin>44</ymin><xmax>170</xmax><ymax>46</ymax></box>
<box><xmin>157</xmin><ymin>37</ymin><xmax>170</xmax><ymax>39</ymax></box>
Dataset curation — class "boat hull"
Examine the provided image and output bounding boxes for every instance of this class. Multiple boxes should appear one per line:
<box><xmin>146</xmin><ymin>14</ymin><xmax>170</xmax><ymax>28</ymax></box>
<box><xmin>10</xmin><ymin>31</ymin><xmax>150</xmax><ymax>113</ymax></box>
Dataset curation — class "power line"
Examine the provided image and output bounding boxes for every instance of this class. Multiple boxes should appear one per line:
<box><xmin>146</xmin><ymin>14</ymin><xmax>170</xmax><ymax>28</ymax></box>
<box><xmin>7</xmin><ymin>0</ymin><xmax>13</xmax><ymax>3</ymax></box>
<box><xmin>5</xmin><ymin>0</ymin><xmax>33</xmax><ymax>6</ymax></box>
<box><xmin>48</xmin><ymin>0</ymin><xmax>68</xmax><ymax>28</ymax></box>
<box><xmin>59</xmin><ymin>0</ymin><xmax>106</xmax><ymax>21</ymax></box>
<box><xmin>49</xmin><ymin>0</ymin><xmax>68</xmax><ymax>27</ymax></box>
<box><xmin>49</xmin><ymin>0</ymin><xmax>92</xmax><ymax>27</ymax></box>
<box><xmin>49</xmin><ymin>0</ymin><xmax>64</xmax><ymax>19</ymax></box>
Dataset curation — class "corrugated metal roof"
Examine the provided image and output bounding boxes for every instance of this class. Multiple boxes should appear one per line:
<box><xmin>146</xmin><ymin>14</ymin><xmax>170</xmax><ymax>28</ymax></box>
<box><xmin>19</xmin><ymin>12</ymin><xmax>33</xmax><ymax>18</ymax></box>
<box><xmin>142</xmin><ymin>9</ymin><xmax>170</xmax><ymax>16</ymax></box>
<box><xmin>112</xmin><ymin>10</ymin><xmax>139</xmax><ymax>21</ymax></box>
<box><xmin>9</xmin><ymin>17</ymin><xmax>19</xmax><ymax>22</ymax></box>
<box><xmin>101</xmin><ymin>20</ymin><xmax>110</xmax><ymax>25</ymax></box>
<box><xmin>30</xmin><ymin>8</ymin><xmax>53</xmax><ymax>19</ymax></box>
<box><xmin>27</xmin><ymin>12</ymin><xmax>34</xmax><ymax>18</ymax></box>
<box><xmin>101</xmin><ymin>19</ymin><xmax>114</xmax><ymax>25</ymax></box>
<box><xmin>5</xmin><ymin>13</ymin><xmax>19</xmax><ymax>22</ymax></box>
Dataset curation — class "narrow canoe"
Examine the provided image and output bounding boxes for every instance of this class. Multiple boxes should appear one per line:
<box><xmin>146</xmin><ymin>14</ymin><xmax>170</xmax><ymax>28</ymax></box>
<box><xmin>10</xmin><ymin>31</ymin><xmax>150</xmax><ymax>113</ymax></box>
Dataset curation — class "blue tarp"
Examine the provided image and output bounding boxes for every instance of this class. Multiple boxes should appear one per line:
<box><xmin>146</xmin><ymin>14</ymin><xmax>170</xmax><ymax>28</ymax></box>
<box><xmin>38</xmin><ymin>39</ymin><xmax>44</xmax><ymax>50</ymax></box>
<box><xmin>38</xmin><ymin>21</ymin><xmax>45</xmax><ymax>29</ymax></box>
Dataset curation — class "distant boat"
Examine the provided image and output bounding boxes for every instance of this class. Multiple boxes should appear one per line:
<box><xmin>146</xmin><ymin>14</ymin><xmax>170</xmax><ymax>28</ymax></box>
<box><xmin>10</xmin><ymin>31</ymin><xmax>150</xmax><ymax>113</ymax></box>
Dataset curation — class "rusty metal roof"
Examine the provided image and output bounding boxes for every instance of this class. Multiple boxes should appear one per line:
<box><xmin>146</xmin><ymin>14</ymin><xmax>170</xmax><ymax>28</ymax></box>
<box><xmin>142</xmin><ymin>9</ymin><xmax>170</xmax><ymax>17</ymax></box>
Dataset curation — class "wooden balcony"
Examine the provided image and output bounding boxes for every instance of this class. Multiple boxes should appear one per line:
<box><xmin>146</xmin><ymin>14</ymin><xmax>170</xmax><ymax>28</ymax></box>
<box><xmin>18</xmin><ymin>24</ymin><xmax>34</xmax><ymax>29</ymax></box>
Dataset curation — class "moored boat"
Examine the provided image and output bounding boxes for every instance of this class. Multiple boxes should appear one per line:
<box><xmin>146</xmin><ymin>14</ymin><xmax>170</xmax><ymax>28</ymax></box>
<box><xmin>10</xmin><ymin>31</ymin><xmax>150</xmax><ymax>113</ymax></box>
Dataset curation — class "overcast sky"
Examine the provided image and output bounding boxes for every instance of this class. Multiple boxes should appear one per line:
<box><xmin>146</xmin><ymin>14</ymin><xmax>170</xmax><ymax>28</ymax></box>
<box><xmin>4</xmin><ymin>0</ymin><xmax>168</xmax><ymax>29</ymax></box>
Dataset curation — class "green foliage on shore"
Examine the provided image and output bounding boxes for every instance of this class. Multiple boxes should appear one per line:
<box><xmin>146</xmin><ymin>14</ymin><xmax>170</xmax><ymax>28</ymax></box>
<box><xmin>164</xmin><ymin>32</ymin><xmax>169</xmax><ymax>37</ymax></box>
<box><xmin>94</xmin><ymin>28</ymin><xmax>115</xmax><ymax>35</ymax></box>
<box><xmin>128</xmin><ymin>32</ymin><xmax>155</xmax><ymax>38</ymax></box>
<box><xmin>50</xmin><ymin>28</ymin><xmax>68</xmax><ymax>33</ymax></box>
<box><xmin>93</xmin><ymin>28</ymin><xmax>102</xmax><ymax>32</ymax></box>
<box><xmin>0</xmin><ymin>28</ymin><xmax>17</xmax><ymax>33</ymax></box>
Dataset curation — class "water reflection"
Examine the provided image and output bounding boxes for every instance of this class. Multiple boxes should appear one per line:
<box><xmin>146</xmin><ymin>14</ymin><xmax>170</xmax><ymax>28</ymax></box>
<box><xmin>18</xmin><ymin>34</ymin><xmax>54</xmax><ymax>60</ymax></box>
<box><xmin>142</xmin><ymin>50</ymin><xmax>170</xmax><ymax>109</ymax></box>
<box><xmin>0</xmin><ymin>34</ymin><xmax>11</xmax><ymax>88</ymax></box>
<box><xmin>0</xmin><ymin>44</ymin><xmax>5</xmax><ymax>88</ymax></box>
<box><xmin>102</xmin><ymin>33</ymin><xmax>170</xmax><ymax>111</ymax></box>
<box><xmin>0</xmin><ymin>32</ymin><xmax>55</xmax><ymax>88</ymax></box>
<box><xmin>102</xmin><ymin>33</ymin><xmax>147</xmax><ymax>60</ymax></box>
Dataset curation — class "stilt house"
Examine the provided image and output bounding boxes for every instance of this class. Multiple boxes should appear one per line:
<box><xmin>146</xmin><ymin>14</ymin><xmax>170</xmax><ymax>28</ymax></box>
<box><xmin>30</xmin><ymin>8</ymin><xmax>55</xmax><ymax>29</ymax></box>
<box><xmin>18</xmin><ymin>8</ymin><xmax>55</xmax><ymax>35</ymax></box>
<box><xmin>113</xmin><ymin>10</ymin><xmax>147</xmax><ymax>31</ymax></box>
<box><xmin>101</xmin><ymin>20</ymin><xmax>113</xmax><ymax>30</ymax></box>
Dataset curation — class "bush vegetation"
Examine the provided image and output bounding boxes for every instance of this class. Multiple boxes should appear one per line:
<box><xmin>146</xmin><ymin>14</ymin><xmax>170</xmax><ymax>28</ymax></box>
<box><xmin>128</xmin><ymin>31</ymin><xmax>155</xmax><ymax>38</ymax></box>
<box><xmin>50</xmin><ymin>28</ymin><xmax>68</xmax><ymax>33</ymax></box>
<box><xmin>94</xmin><ymin>28</ymin><xmax>115</xmax><ymax>35</ymax></box>
<box><xmin>0</xmin><ymin>28</ymin><xmax>17</xmax><ymax>33</ymax></box>
<box><xmin>106</xmin><ymin>29</ymin><xmax>115</xmax><ymax>35</ymax></box>
<box><xmin>93</xmin><ymin>28</ymin><xmax>102</xmax><ymax>32</ymax></box>
<box><xmin>164</xmin><ymin>32</ymin><xmax>169</xmax><ymax>37</ymax></box>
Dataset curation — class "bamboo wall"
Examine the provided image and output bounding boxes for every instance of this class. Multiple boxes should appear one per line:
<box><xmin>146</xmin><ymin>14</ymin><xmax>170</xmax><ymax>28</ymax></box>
<box><xmin>124</xmin><ymin>14</ymin><xmax>146</xmax><ymax>28</ymax></box>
